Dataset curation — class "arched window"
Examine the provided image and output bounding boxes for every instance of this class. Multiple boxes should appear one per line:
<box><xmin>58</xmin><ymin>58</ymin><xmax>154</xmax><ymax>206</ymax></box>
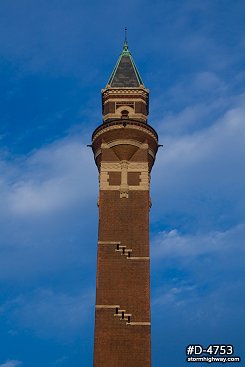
<box><xmin>121</xmin><ymin>110</ymin><xmax>129</xmax><ymax>118</ymax></box>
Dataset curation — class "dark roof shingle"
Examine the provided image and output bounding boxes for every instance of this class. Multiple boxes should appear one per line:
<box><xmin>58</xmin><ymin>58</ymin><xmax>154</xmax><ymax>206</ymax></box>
<box><xmin>108</xmin><ymin>43</ymin><xmax>144</xmax><ymax>88</ymax></box>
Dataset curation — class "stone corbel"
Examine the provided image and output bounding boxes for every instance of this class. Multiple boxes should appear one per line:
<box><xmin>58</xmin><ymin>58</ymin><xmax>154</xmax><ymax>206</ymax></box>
<box><xmin>120</xmin><ymin>160</ymin><xmax>129</xmax><ymax>198</ymax></box>
<box><xmin>120</xmin><ymin>185</ymin><xmax>129</xmax><ymax>198</ymax></box>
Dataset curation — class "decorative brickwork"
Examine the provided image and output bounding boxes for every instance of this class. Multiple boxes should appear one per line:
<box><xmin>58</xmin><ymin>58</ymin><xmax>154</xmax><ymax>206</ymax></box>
<box><xmin>92</xmin><ymin>41</ymin><xmax>158</xmax><ymax>367</ymax></box>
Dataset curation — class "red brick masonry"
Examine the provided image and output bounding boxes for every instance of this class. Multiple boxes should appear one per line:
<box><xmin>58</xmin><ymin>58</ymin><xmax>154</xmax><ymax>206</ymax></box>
<box><xmin>92</xmin><ymin>119</ymin><xmax>158</xmax><ymax>367</ymax></box>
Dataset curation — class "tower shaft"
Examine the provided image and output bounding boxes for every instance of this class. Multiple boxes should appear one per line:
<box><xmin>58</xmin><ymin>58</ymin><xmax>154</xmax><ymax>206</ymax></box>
<box><xmin>92</xmin><ymin>42</ymin><xmax>158</xmax><ymax>367</ymax></box>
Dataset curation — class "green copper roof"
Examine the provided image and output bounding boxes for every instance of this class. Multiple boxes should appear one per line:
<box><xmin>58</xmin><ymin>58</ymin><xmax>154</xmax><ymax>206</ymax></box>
<box><xmin>107</xmin><ymin>41</ymin><xmax>144</xmax><ymax>88</ymax></box>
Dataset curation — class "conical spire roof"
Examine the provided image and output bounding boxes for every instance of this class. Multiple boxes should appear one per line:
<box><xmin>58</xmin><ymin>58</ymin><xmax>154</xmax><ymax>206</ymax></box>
<box><xmin>107</xmin><ymin>40</ymin><xmax>144</xmax><ymax>88</ymax></box>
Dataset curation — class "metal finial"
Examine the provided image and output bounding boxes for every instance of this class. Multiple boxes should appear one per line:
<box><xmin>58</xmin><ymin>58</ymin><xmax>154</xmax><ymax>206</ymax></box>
<box><xmin>123</xmin><ymin>27</ymin><xmax>128</xmax><ymax>51</ymax></box>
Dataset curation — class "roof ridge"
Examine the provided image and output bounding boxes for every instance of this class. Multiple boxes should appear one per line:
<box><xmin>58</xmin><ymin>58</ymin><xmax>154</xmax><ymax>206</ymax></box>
<box><xmin>129</xmin><ymin>53</ymin><xmax>143</xmax><ymax>86</ymax></box>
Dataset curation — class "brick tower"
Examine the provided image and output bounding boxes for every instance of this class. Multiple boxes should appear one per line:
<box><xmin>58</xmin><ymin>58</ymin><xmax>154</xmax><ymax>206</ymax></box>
<box><xmin>91</xmin><ymin>38</ymin><xmax>158</xmax><ymax>367</ymax></box>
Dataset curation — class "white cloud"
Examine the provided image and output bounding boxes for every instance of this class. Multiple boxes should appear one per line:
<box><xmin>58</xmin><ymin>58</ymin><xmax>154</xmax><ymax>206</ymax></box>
<box><xmin>54</xmin><ymin>356</ymin><xmax>69</xmax><ymax>365</ymax></box>
<box><xmin>151</xmin><ymin>224</ymin><xmax>245</xmax><ymax>339</ymax></box>
<box><xmin>2</xmin><ymin>288</ymin><xmax>94</xmax><ymax>340</ymax></box>
<box><xmin>0</xmin><ymin>361</ymin><xmax>22</xmax><ymax>367</ymax></box>
<box><xmin>152</xmin><ymin>223</ymin><xmax>245</xmax><ymax>259</ymax></box>
<box><xmin>151</xmin><ymin>94</ymin><xmax>245</xmax><ymax>231</ymax></box>
<box><xmin>150</xmin><ymin>104</ymin><xmax>245</xmax><ymax>331</ymax></box>
<box><xmin>4</xmin><ymin>139</ymin><xmax>97</xmax><ymax>215</ymax></box>
<box><xmin>151</xmin><ymin>223</ymin><xmax>245</xmax><ymax>300</ymax></box>
<box><xmin>152</xmin><ymin>71</ymin><xmax>240</xmax><ymax>137</ymax></box>
<box><xmin>168</xmin><ymin>71</ymin><xmax>227</xmax><ymax>103</ymax></box>
<box><xmin>0</xmin><ymin>137</ymin><xmax>98</xmax><ymax>281</ymax></box>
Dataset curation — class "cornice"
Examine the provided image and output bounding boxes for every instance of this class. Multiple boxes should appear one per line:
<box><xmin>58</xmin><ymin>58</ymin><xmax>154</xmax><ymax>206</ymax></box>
<box><xmin>92</xmin><ymin>120</ymin><xmax>158</xmax><ymax>143</ymax></box>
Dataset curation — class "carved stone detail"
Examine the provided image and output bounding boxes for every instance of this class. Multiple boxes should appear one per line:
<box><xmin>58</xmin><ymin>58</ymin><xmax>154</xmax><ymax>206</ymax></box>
<box><xmin>120</xmin><ymin>189</ymin><xmax>129</xmax><ymax>198</ymax></box>
<box><xmin>107</xmin><ymin>140</ymin><xmax>146</xmax><ymax>149</ymax></box>
<box><xmin>128</xmin><ymin>162</ymin><xmax>148</xmax><ymax>171</ymax></box>
<box><xmin>101</xmin><ymin>162</ymin><xmax>121</xmax><ymax>171</ymax></box>
<box><xmin>120</xmin><ymin>160</ymin><xmax>129</xmax><ymax>198</ymax></box>
<box><xmin>104</xmin><ymin>112</ymin><xmax>146</xmax><ymax>121</ymax></box>
<box><xmin>102</xmin><ymin>88</ymin><xmax>149</xmax><ymax>97</ymax></box>
<box><xmin>92</xmin><ymin>124</ymin><xmax>158</xmax><ymax>143</ymax></box>
<box><xmin>94</xmin><ymin>141</ymin><xmax>155</xmax><ymax>162</ymax></box>
<box><xmin>99</xmin><ymin>161</ymin><xmax>150</xmax><ymax>192</ymax></box>
<box><xmin>99</xmin><ymin>171</ymin><xmax>109</xmax><ymax>190</ymax></box>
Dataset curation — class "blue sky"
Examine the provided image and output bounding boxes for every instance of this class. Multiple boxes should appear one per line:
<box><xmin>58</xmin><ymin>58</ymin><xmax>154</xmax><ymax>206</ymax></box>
<box><xmin>0</xmin><ymin>1</ymin><xmax>244</xmax><ymax>366</ymax></box>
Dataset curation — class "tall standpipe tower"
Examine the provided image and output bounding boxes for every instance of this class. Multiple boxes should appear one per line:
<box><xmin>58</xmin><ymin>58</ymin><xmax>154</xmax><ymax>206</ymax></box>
<box><xmin>91</xmin><ymin>39</ymin><xmax>158</xmax><ymax>367</ymax></box>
